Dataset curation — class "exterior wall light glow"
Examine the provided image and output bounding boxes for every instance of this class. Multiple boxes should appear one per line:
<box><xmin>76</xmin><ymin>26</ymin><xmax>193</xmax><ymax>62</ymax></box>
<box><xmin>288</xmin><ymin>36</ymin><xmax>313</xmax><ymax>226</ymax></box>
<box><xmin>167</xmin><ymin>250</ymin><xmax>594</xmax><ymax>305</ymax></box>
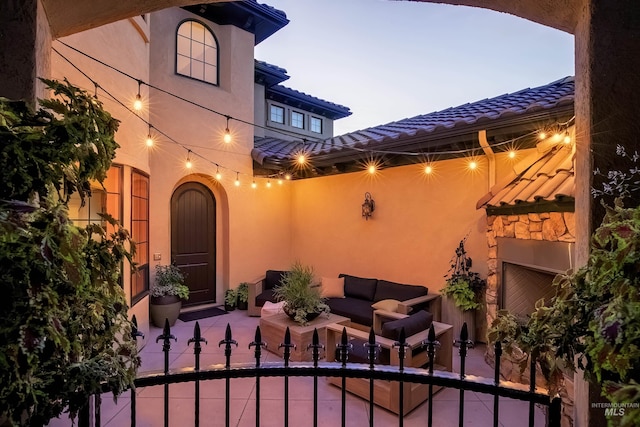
<box><xmin>362</xmin><ymin>192</ymin><xmax>375</xmax><ymax>220</ymax></box>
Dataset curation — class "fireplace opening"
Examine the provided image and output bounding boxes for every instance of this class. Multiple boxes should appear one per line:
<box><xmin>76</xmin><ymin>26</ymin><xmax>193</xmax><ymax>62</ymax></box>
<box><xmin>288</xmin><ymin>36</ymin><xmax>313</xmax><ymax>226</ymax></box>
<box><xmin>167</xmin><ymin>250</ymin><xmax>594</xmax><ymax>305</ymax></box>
<box><xmin>501</xmin><ymin>263</ymin><xmax>556</xmax><ymax>318</ymax></box>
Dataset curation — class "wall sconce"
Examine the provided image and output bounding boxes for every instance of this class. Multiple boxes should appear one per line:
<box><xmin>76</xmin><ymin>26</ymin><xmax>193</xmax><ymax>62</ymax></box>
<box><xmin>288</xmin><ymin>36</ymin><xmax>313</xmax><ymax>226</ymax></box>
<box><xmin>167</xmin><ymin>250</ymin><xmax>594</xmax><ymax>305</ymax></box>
<box><xmin>362</xmin><ymin>192</ymin><xmax>375</xmax><ymax>220</ymax></box>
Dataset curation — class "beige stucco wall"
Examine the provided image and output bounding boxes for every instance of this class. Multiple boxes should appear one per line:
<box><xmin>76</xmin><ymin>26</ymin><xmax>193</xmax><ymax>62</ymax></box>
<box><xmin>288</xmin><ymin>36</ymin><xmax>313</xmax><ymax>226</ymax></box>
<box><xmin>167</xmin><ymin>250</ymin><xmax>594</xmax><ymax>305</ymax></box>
<box><xmin>148</xmin><ymin>8</ymin><xmax>293</xmax><ymax>301</ymax></box>
<box><xmin>288</xmin><ymin>155</ymin><xmax>508</xmax><ymax>295</ymax></box>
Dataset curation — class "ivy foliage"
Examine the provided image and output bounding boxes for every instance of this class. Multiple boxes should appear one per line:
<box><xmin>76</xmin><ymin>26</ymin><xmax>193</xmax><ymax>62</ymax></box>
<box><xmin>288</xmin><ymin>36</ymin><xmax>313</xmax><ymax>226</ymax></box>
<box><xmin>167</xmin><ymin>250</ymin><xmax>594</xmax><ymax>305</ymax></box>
<box><xmin>0</xmin><ymin>79</ymin><xmax>139</xmax><ymax>426</ymax></box>
<box><xmin>489</xmin><ymin>146</ymin><xmax>640</xmax><ymax>426</ymax></box>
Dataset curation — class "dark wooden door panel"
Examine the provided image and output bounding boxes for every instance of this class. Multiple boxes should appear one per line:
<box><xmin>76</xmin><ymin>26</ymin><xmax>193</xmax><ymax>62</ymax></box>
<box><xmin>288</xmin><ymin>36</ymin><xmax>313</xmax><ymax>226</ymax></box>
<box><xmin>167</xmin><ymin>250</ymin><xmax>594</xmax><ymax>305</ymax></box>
<box><xmin>171</xmin><ymin>182</ymin><xmax>216</xmax><ymax>306</ymax></box>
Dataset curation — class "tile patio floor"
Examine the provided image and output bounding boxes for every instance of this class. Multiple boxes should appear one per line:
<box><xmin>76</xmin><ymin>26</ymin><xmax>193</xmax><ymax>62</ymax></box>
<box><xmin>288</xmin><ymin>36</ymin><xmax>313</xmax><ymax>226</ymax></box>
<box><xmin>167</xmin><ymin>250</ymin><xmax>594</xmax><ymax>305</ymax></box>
<box><xmin>47</xmin><ymin>309</ymin><xmax>545</xmax><ymax>426</ymax></box>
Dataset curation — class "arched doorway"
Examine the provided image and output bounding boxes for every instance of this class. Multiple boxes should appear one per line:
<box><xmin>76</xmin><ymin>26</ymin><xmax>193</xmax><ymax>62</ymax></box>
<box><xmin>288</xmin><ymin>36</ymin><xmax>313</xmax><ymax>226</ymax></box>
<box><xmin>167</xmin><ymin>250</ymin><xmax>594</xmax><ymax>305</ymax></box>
<box><xmin>171</xmin><ymin>182</ymin><xmax>216</xmax><ymax>306</ymax></box>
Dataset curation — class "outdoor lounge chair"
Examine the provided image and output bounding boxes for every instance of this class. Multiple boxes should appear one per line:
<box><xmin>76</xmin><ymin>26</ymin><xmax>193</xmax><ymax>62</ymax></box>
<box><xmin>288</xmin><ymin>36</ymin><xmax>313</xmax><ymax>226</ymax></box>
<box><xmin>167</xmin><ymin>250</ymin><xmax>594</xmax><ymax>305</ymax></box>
<box><xmin>325</xmin><ymin>309</ymin><xmax>453</xmax><ymax>414</ymax></box>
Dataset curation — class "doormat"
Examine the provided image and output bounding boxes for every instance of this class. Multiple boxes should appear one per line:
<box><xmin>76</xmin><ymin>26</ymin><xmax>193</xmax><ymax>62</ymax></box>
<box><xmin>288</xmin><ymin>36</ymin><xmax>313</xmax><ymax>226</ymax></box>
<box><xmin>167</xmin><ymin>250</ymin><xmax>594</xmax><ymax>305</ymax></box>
<box><xmin>178</xmin><ymin>307</ymin><xmax>227</xmax><ymax>322</ymax></box>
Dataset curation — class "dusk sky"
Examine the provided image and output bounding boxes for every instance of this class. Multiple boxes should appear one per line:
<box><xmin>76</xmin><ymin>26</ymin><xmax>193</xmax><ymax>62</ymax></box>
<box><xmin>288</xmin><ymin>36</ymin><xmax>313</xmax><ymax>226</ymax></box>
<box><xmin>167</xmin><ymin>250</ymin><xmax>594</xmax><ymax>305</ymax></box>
<box><xmin>254</xmin><ymin>0</ymin><xmax>575</xmax><ymax>136</ymax></box>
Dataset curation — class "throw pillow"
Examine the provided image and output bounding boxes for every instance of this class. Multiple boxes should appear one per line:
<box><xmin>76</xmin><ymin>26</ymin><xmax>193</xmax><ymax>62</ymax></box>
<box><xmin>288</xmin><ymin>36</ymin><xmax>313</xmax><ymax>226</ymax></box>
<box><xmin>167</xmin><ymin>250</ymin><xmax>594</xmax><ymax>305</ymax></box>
<box><xmin>380</xmin><ymin>310</ymin><xmax>434</xmax><ymax>340</ymax></box>
<box><xmin>321</xmin><ymin>277</ymin><xmax>345</xmax><ymax>298</ymax></box>
<box><xmin>371</xmin><ymin>299</ymin><xmax>402</xmax><ymax>312</ymax></box>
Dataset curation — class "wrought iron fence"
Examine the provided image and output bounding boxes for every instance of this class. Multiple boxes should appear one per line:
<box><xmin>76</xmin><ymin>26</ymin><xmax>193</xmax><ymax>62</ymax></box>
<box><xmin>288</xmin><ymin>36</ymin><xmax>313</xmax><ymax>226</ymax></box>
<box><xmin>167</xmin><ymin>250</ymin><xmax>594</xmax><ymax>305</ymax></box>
<box><xmin>79</xmin><ymin>316</ymin><xmax>561</xmax><ymax>427</ymax></box>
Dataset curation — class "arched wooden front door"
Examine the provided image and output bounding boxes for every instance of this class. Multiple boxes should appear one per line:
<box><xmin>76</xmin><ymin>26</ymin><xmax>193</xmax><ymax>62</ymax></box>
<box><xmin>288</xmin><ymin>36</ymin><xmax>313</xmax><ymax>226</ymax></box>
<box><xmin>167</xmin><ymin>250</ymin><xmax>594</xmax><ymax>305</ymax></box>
<box><xmin>171</xmin><ymin>182</ymin><xmax>216</xmax><ymax>306</ymax></box>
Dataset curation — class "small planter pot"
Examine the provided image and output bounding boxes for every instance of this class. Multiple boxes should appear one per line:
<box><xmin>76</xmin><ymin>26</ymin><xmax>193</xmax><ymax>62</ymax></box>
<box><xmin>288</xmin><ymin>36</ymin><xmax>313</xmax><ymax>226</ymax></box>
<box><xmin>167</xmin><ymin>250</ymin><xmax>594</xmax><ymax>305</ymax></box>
<box><xmin>237</xmin><ymin>299</ymin><xmax>248</xmax><ymax>310</ymax></box>
<box><xmin>150</xmin><ymin>295</ymin><xmax>182</xmax><ymax>327</ymax></box>
<box><xmin>224</xmin><ymin>303</ymin><xmax>236</xmax><ymax>312</ymax></box>
<box><xmin>441</xmin><ymin>295</ymin><xmax>476</xmax><ymax>343</ymax></box>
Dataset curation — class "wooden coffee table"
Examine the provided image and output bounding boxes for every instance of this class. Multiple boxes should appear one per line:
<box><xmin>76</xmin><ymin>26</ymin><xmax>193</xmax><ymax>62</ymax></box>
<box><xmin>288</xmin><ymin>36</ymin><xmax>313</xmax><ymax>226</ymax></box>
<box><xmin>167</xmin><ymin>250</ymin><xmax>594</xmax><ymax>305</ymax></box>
<box><xmin>260</xmin><ymin>312</ymin><xmax>350</xmax><ymax>362</ymax></box>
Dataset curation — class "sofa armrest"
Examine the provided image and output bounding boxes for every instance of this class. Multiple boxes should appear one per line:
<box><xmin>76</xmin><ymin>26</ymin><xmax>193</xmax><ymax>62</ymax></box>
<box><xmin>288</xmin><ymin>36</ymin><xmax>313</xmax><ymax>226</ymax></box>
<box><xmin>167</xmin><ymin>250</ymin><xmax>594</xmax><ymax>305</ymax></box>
<box><xmin>372</xmin><ymin>309</ymin><xmax>408</xmax><ymax>335</ymax></box>
<box><xmin>398</xmin><ymin>293</ymin><xmax>441</xmax><ymax>321</ymax></box>
<box><xmin>248</xmin><ymin>276</ymin><xmax>265</xmax><ymax>317</ymax></box>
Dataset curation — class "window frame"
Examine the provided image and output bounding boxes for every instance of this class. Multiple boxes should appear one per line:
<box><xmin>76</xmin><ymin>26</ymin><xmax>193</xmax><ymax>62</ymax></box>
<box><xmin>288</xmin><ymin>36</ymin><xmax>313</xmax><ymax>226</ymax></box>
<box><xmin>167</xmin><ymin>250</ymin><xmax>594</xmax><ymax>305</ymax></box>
<box><xmin>310</xmin><ymin>116</ymin><xmax>323</xmax><ymax>134</ymax></box>
<box><xmin>175</xmin><ymin>19</ymin><xmax>219</xmax><ymax>86</ymax></box>
<box><xmin>270</xmin><ymin>105</ymin><xmax>285</xmax><ymax>124</ymax></box>
<box><xmin>131</xmin><ymin>169</ymin><xmax>150</xmax><ymax>304</ymax></box>
<box><xmin>291</xmin><ymin>110</ymin><xmax>305</xmax><ymax>129</ymax></box>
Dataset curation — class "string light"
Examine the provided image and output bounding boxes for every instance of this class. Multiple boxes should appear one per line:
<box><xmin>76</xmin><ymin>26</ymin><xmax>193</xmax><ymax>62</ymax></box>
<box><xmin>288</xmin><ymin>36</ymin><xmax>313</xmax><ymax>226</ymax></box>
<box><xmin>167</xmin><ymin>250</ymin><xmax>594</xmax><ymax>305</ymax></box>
<box><xmin>424</xmin><ymin>164</ymin><xmax>434</xmax><ymax>175</ymax></box>
<box><xmin>367</xmin><ymin>164</ymin><xmax>377</xmax><ymax>174</ymax></box>
<box><xmin>285</xmin><ymin>173</ymin><xmax>292</xmax><ymax>180</ymax></box>
<box><xmin>266</xmin><ymin>180</ymin><xmax>272</xmax><ymax>188</ymax></box>
<box><xmin>508</xmin><ymin>150</ymin><xmax>517</xmax><ymax>159</ymax></box>
<box><xmin>223</xmin><ymin>116</ymin><xmax>232</xmax><ymax>144</ymax></box>
<box><xmin>235</xmin><ymin>172</ymin><xmax>240</xmax><ymax>187</ymax></box>
<box><xmin>468</xmin><ymin>160</ymin><xmax>478</xmax><ymax>170</ymax></box>
<box><xmin>93</xmin><ymin>82</ymin><xmax>99</xmax><ymax>99</ymax></box>
<box><xmin>185</xmin><ymin>150</ymin><xmax>192</xmax><ymax>169</ymax></box>
<box><xmin>553</xmin><ymin>133</ymin><xmax>563</xmax><ymax>143</ymax></box>
<box><xmin>52</xmin><ymin>43</ymin><xmax>579</xmax><ymax>189</ymax></box>
<box><xmin>133</xmin><ymin>80</ymin><xmax>143</xmax><ymax>111</ymax></box>
<box><xmin>215</xmin><ymin>166</ymin><xmax>222</xmax><ymax>180</ymax></box>
<box><xmin>278</xmin><ymin>178</ymin><xmax>284</xmax><ymax>185</ymax></box>
<box><xmin>145</xmin><ymin>125</ymin><xmax>154</xmax><ymax>147</ymax></box>
<box><xmin>251</xmin><ymin>180</ymin><xmax>257</xmax><ymax>189</ymax></box>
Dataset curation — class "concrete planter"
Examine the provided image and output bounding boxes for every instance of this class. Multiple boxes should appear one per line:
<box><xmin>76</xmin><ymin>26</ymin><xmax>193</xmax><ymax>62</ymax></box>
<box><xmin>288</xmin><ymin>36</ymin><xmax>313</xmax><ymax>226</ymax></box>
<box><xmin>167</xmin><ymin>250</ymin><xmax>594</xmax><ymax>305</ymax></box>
<box><xmin>441</xmin><ymin>295</ymin><xmax>476</xmax><ymax>343</ymax></box>
<box><xmin>150</xmin><ymin>295</ymin><xmax>182</xmax><ymax>327</ymax></box>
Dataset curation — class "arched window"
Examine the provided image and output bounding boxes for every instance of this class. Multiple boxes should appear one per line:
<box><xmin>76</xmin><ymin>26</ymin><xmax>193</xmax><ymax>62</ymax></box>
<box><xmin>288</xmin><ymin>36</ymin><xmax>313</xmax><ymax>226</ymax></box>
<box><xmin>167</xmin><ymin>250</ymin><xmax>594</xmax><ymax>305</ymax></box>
<box><xmin>176</xmin><ymin>20</ymin><xmax>218</xmax><ymax>85</ymax></box>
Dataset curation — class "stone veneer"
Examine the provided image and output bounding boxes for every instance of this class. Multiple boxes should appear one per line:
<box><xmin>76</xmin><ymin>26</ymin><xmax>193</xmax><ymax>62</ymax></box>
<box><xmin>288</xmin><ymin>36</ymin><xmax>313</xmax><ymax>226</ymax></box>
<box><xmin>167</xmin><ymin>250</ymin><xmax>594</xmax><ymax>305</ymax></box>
<box><xmin>484</xmin><ymin>211</ymin><xmax>576</xmax><ymax>427</ymax></box>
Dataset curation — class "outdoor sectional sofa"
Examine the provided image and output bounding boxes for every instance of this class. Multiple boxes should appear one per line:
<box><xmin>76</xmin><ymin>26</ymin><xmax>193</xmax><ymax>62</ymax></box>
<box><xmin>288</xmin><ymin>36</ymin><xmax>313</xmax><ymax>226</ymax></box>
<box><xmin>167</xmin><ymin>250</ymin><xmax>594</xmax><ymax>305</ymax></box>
<box><xmin>248</xmin><ymin>271</ymin><xmax>441</xmax><ymax>328</ymax></box>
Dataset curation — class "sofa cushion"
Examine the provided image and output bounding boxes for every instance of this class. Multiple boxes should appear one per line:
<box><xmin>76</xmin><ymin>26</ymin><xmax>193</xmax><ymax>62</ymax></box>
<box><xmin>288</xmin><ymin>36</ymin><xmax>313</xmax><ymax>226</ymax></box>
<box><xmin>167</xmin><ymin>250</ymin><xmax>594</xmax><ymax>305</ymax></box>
<box><xmin>264</xmin><ymin>270</ymin><xmax>287</xmax><ymax>290</ymax></box>
<box><xmin>321</xmin><ymin>277</ymin><xmax>345</xmax><ymax>298</ymax></box>
<box><xmin>373</xmin><ymin>280</ymin><xmax>428</xmax><ymax>302</ymax></box>
<box><xmin>339</xmin><ymin>274</ymin><xmax>377</xmax><ymax>301</ymax></box>
<box><xmin>371</xmin><ymin>299</ymin><xmax>403</xmax><ymax>313</ymax></box>
<box><xmin>326</xmin><ymin>297</ymin><xmax>375</xmax><ymax>327</ymax></box>
<box><xmin>380</xmin><ymin>310</ymin><xmax>433</xmax><ymax>340</ymax></box>
<box><xmin>255</xmin><ymin>289</ymin><xmax>277</xmax><ymax>307</ymax></box>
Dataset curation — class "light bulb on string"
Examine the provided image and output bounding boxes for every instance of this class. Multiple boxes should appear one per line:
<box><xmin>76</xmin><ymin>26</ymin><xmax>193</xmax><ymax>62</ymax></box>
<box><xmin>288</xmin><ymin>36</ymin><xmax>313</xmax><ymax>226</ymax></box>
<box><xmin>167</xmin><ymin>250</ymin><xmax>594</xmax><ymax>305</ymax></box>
<box><xmin>215</xmin><ymin>166</ymin><xmax>222</xmax><ymax>181</ymax></box>
<box><xmin>278</xmin><ymin>178</ymin><xmax>283</xmax><ymax>185</ymax></box>
<box><xmin>235</xmin><ymin>172</ymin><xmax>240</xmax><ymax>187</ymax></box>
<box><xmin>508</xmin><ymin>150</ymin><xmax>517</xmax><ymax>159</ymax></box>
<box><xmin>563</xmin><ymin>133</ymin><xmax>572</xmax><ymax>144</ymax></box>
<box><xmin>553</xmin><ymin>132</ymin><xmax>563</xmax><ymax>143</ymax></box>
<box><xmin>133</xmin><ymin>80</ymin><xmax>143</xmax><ymax>111</ymax></box>
<box><xmin>93</xmin><ymin>82</ymin><xmax>99</xmax><ymax>100</ymax></box>
<box><xmin>367</xmin><ymin>164</ymin><xmax>376</xmax><ymax>174</ymax></box>
<box><xmin>185</xmin><ymin>150</ymin><xmax>192</xmax><ymax>169</ymax></box>
<box><xmin>223</xmin><ymin>116</ymin><xmax>232</xmax><ymax>144</ymax></box>
<box><xmin>468</xmin><ymin>160</ymin><xmax>478</xmax><ymax>170</ymax></box>
<box><xmin>285</xmin><ymin>173</ymin><xmax>291</xmax><ymax>180</ymax></box>
<box><xmin>538</xmin><ymin>131</ymin><xmax>547</xmax><ymax>140</ymax></box>
<box><xmin>424</xmin><ymin>164</ymin><xmax>434</xmax><ymax>175</ymax></box>
<box><xmin>145</xmin><ymin>124</ymin><xmax>154</xmax><ymax>147</ymax></box>
<box><xmin>251</xmin><ymin>180</ymin><xmax>257</xmax><ymax>189</ymax></box>
<box><xmin>297</xmin><ymin>153</ymin><xmax>306</xmax><ymax>165</ymax></box>
<box><xmin>266</xmin><ymin>180</ymin><xmax>272</xmax><ymax>188</ymax></box>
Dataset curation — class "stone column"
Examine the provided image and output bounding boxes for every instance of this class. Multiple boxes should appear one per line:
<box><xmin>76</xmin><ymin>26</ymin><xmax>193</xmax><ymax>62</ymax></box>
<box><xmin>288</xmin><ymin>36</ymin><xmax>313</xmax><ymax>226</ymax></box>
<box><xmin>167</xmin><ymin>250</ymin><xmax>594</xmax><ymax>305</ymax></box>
<box><xmin>574</xmin><ymin>1</ymin><xmax>640</xmax><ymax>426</ymax></box>
<box><xmin>0</xmin><ymin>0</ymin><xmax>51</xmax><ymax>104</ymax></box>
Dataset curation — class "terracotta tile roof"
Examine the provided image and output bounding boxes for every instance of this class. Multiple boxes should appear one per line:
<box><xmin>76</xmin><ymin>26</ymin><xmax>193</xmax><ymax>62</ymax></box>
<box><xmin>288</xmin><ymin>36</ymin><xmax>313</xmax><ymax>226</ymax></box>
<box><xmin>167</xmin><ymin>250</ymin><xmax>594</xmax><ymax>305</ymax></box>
<box><xmin>267</xmin><ymin>85</ymin><xmax>352</xmax><ymax>119</ymax></box>
<box><xmin>476</xmin><ymin>129</ymin><xmax>575</xmax><ymax>212</ymax></box>
<box><xmin>253</xmin><ymin>76</ymin><xmax>574</xmax><ymax>166</ymax></box>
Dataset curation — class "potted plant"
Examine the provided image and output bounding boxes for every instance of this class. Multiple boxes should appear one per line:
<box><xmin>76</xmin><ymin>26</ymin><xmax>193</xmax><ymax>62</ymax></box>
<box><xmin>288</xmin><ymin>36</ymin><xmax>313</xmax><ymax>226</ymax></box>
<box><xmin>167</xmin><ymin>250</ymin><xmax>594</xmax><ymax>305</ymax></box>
<box><xmin>224</xmin><ymin>289</ymin><xmax>237</xmax><ymax>312</ymax></box>
<box><xmin>273</xmin><ymin>262</ymin><xmax>330</xmax><ymax>325</ymax></box>
<box><xmin>149</xmin><ymin>264</ymin><xmax>189</xmax><ymax>327</ymax></box>
<box><xmin>236</xmin><ymin>282</ymin><xmax>249</xmax><ymax>310</ymax></box>
<box><xmin>441</xmin><ymin>236</ymin><xmax>486</xmax><ymax>342</ymax></box>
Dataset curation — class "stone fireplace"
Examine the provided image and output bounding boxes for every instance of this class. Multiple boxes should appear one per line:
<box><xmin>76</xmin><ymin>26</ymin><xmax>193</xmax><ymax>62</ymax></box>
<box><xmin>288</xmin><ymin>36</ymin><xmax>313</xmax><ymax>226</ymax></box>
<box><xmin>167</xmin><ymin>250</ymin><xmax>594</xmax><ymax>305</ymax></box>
<box><xmin>485</xmin><ymin>212</ymin><xmax>576</xmax><ymax>426</ymax></box>
<box><xmin>485</xmin><ymin>212</ymin><xmax>575</xmax><ymax>328</ymax></box>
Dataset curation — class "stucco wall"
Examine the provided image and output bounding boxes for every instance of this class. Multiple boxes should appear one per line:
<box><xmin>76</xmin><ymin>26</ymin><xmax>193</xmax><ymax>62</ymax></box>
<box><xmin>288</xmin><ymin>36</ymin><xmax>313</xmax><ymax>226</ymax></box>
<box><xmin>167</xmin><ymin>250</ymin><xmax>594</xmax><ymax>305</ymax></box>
<box><xmin>288</xmin><ymin>156</ymin><xmax>502</xmax><ymax>293</ymax></box>
<box><xmin>148</xmin><ymin>8</ymin><xmax>292</xmax><ymax>299</ymax></box>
